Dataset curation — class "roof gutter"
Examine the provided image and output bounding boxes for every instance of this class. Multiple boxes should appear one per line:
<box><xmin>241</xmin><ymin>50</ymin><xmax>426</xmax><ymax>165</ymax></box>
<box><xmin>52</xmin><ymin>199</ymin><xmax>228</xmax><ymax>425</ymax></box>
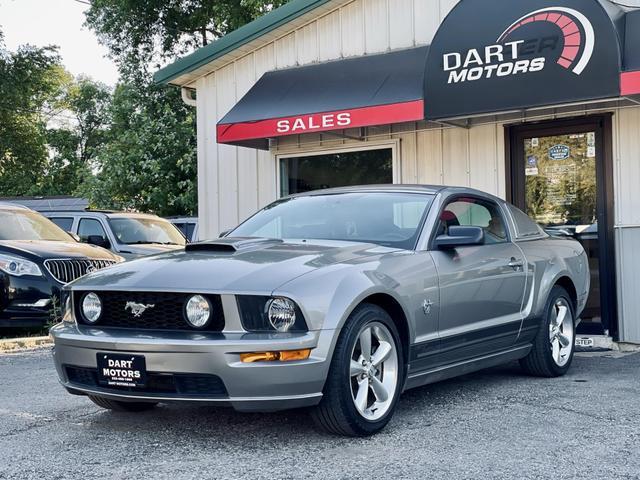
<box><xmin>181</xmin><ymin>87</ymin><xmax>197</xmax><ymax>106</ymax></box>
<box><xmin>154</xmin><ymin>0</ymin><xmax>333</xmax><ymax>86</ymax></box>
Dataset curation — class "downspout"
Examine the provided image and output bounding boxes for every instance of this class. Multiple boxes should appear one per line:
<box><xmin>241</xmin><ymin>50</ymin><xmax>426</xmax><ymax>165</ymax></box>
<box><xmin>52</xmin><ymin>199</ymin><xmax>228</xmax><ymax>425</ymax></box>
<box><xmin>181</xmin><ymin>87</ymin><xmax>197</xmax><ymax>106</ymax></box>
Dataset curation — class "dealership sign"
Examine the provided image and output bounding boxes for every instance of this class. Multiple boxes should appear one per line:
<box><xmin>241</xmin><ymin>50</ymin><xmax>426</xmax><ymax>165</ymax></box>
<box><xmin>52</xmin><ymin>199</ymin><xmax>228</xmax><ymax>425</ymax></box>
<box><xmin>425</xmin><ymin>0</ymin><xmax>622</xmax><ymax>119</ymax></box>
<box><xmin>216</xmin><ymin>0</ymin><xmax>640</xmax><ymax>148</ymax></box>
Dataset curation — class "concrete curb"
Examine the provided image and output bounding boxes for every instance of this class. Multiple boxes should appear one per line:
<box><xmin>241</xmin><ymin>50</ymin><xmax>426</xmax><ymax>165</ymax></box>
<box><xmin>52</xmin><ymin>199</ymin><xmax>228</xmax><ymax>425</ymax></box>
<box><xmin>0</xmin><ymin>336</ymin><xmax>52</xmax><ymax>353</ymax></box>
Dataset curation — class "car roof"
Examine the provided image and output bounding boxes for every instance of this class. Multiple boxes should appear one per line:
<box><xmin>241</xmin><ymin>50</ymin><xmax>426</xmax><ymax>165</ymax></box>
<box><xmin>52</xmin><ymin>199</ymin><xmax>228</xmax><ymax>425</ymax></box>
<box><xmin>43</xmin><ymin>210</ymin><xmax>163</xmax><ymax>219</ymax></box>
<box><xmin>0</xmin><ymin>202</ymin><xmax>31</xmax><ymax>211</ymax></box>
<box><xmin>106</xmin><ymin>212</ymin><xmax>163</xmax><ymax>219</ymax></box>
<box><xmin>288</xmin><ymin>184</ymin><xmax>505</xmax><ymax>203</ymax></box>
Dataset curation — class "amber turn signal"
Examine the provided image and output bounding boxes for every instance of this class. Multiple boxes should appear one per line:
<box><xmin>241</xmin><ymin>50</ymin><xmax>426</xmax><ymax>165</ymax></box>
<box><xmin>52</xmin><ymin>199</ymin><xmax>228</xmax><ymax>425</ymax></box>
<box><xmin>240</xmin><ymin>349</ymin><xmax>311</xmax><ymax>363</ymax></box>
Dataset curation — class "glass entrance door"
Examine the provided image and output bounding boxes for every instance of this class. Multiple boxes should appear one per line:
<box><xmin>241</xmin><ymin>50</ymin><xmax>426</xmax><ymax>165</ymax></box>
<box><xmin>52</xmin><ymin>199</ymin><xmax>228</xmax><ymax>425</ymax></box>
<box><xmin>509</xmin><ymin>117</ymin><xmax>616</xmax><ymax>337</ymax></box>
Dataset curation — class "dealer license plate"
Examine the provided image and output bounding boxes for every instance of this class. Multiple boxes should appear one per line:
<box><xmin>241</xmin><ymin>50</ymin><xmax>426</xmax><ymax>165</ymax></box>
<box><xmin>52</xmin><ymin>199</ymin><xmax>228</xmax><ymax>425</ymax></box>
<box><xmin>97</xmin><ymin>353</ymin><xmax>147</xmax><ymax>388</ymax></box>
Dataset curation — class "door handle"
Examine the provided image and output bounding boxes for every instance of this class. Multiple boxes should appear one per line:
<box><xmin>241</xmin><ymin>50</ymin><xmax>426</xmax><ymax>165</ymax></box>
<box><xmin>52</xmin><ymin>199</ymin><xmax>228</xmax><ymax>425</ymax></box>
<box><xmin>508</xmin><ymin>258</ymin><xmax>524</xmax><ymax>270</ymax></box>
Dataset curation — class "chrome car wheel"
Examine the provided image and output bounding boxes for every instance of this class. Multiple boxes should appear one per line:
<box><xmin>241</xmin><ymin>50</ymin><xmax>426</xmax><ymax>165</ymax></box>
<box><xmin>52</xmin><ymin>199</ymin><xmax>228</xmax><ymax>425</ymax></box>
<box><xmin>549</xmin><ymin>298</ymin><xmax>574</xmax><ymax>367</ymax></box>
<box><xmin>349</xmin><ymin>322</ymin><xmax>399</xmax><ymax>421</ymax></box>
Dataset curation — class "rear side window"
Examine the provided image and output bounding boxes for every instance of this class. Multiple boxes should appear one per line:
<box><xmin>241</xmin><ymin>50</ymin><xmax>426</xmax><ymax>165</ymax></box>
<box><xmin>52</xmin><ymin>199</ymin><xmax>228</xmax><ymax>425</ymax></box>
<box><xmin>508</xmin><ymin>204</ymin><xmax>546</xmax><ymax>239</ymax></box>
<box><xmin>173</xmin><ymin>222</ymin><xmax>187</xmax><ymax>236</ymax></box>
<box><xmin>49</xmin><ymin>217</ymin><xmax>74</xmax><ymax>231</ymax></box>
<box><xmin>185</xmin><ymin>223</ymin><xmax>196</xmax><ymax>240</ymax></box>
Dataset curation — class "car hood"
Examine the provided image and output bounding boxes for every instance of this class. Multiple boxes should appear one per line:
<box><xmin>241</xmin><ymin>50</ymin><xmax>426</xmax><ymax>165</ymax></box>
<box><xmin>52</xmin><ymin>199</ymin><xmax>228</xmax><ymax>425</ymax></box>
<box><xmin>71</xmin><ymin>238</ymin><xmax>397</xmax><ymax>293</ymax></box>
<box><xmin>118</xmin><ymin>243</ymin><xmax>184</xmax><ymax>258</ymax></box>
<box><xmin>0</xmin><ymin>240</ymin><xmax>120</xmax><ymax>261</ymax></box>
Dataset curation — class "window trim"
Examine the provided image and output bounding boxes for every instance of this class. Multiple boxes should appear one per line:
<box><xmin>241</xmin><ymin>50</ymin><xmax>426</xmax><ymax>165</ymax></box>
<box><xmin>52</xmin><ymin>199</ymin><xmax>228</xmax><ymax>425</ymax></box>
<box><xmin>427</xmin><ymin>194</ymin><xmax>512</xmax><ymax>250</ymax></box>
<box><xmin>274</xmin><ymin>140</ymin><xmax>400</xmax><ymax>198</ymax></box>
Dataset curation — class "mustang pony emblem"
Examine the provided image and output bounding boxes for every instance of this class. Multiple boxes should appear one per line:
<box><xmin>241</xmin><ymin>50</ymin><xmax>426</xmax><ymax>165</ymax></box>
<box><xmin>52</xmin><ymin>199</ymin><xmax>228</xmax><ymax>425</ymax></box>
<box><xmin>125</xmin><ymin>301</ymin><xmax>155</xmax><ymax>317</ymax></box>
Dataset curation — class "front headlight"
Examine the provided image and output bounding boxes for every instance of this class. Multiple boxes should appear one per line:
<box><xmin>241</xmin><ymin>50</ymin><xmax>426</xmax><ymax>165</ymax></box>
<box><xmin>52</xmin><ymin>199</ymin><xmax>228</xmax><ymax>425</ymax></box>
<box><xmin>236</xmin><ymin>296</ymin><xmax>307</xmax><ymax>333</ymax></box>
<box><xmin>267</xmin><ymin>297</ymin><xmax>297</xmax><ymax>332</ymax></box>
<box><xmin>0</xmin><ymin>253</ymin><xmax>43</xmax><ymax>277</ymax></box>
<box><xmin>81</xmin><ymin>292</ymin><xmax>102</xmax><ymax>323</ymax></box>
<box><xmin>184</xmin><ymin>294</ymin><xmax>211</xmax><ymax>328</ymax></box>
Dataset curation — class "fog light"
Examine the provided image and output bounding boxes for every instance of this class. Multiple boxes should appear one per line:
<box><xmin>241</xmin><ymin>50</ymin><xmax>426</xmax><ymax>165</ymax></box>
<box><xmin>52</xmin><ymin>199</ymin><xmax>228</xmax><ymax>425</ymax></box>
<box><xmin>240</xmin><ymin>349</ymin><xmax>311</xmax><ymax>363</ymax></box>
<box><xmin>185</xmin><ymin>294</ymin><xmax>211</xmax><ymax>328</ymax></box>
<box><xmin>81</xmin><ymin>292</ymin><xmax>102</xmax><ymax>323</ymax></box>
<box><xmin>267</xmin><ymin>297</ymin><xmax>296</xmax><ymax>332</ymax></box>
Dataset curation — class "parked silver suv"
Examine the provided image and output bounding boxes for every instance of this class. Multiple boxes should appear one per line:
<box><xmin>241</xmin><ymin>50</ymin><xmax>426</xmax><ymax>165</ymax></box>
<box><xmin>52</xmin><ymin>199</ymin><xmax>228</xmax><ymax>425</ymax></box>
<box><xmin>44</xmin><ymin>210</ymin><xmax>186</xmax><ymax>260</ymax></box>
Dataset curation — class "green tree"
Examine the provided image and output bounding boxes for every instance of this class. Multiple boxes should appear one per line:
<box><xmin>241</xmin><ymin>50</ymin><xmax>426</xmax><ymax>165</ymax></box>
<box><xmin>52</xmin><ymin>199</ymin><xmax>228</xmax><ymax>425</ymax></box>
<box><xmin>78</xmin><ymin>81</ymin><xmax>196</xmax><ymax>216</ymax></box>
<box><xmin>85</xmin><ymin>0</ymin><xmax>289</xmax><ymax>70</ymax></box>
<box><xmin>43</xmin><ymin>77</ymin><xmax>113</xmax><ymax>195</ymax></box>
<box><xmin>82</xmin><ymin>1</ymin><xmax>290</xmax><ymax>216</ymax></box>
<box><xmin>0</xmin><ymin>31</ymin><xmax>68</xmax><ymax>196</ymax></box>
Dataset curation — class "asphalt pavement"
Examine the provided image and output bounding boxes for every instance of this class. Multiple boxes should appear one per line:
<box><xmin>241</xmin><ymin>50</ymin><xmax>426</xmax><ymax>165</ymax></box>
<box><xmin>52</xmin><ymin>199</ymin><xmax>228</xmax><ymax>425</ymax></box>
<box><xmin>0</xmin><ymin>348</ymin><xmax>639</xmax><ymax>480</ymax></box>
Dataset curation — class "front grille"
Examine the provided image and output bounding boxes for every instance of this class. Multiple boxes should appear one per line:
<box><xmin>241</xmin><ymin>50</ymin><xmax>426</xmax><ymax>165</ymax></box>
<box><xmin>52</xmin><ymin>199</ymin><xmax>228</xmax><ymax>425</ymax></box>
<box><xmin>74</xmin><ymin>291</ymin><xmax>225</xmax><ymax>332</ymax></box>
<box><xmin>64</xmin><ymin>366</ymin><xmax>228</xmax><ymax>397</ymax></box>
<box><xmin>45</xmin><ymin>259</ymin><xmax>118</xmax><ymax>284</ymax></box>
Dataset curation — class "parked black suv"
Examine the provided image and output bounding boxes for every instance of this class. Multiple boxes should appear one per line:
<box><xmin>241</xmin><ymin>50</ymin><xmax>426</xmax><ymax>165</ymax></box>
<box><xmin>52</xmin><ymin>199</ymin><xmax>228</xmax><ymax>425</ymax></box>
<box><xmin>0</xmin><ymin>203</ymin><xmax>123</xmax><ymax>328</ymax></box>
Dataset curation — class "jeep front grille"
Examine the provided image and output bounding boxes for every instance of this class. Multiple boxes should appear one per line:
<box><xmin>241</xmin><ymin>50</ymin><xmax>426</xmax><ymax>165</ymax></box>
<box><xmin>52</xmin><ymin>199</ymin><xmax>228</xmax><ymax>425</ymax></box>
<box><xmin>44</xmin><ymin>259</ymin><xmax>118</xmax><ymax>284</ymax></box>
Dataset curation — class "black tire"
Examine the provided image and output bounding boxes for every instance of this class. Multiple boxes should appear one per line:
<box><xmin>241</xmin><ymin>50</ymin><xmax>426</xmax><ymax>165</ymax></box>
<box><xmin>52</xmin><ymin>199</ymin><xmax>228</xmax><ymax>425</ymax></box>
<box><xmin>311</xmin><ymin>303</ymin><xmax>405</xmax><ymax>436</ymax></box>
<box><xmin>520</xmin><ymin>285</ymin><xmax>576</xmax><ymax>377</ymax></box>
<box><xmin>88</xmin><ymin>395</ymin><xmax>158</xmax><ymax>412</ymax></box>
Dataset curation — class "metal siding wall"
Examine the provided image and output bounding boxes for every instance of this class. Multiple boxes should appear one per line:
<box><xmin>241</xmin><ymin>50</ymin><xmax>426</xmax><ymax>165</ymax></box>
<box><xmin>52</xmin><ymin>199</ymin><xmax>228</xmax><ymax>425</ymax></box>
<box><xmin>390</xmin><ymin>0</ymin><xmax>415</xmax><ymax>49</ymax></box>
<box><xmin>317</xmin><ymin>10</ymin><xmax>342</xmax><ymax>61</ymax></box>
<box><xmin>616</xmin><ymin>228</ymin><xmax>640</xmax><ymax>342</ymax></box>
<box><xmin>364</xmin><ymin>0</ymin><xmax>390</xmax><ymax>53</ymax></box>
<box><xmin>613</xmin><ymin>107</ymin><xmax>640</xmax><ymax>343</ymax></box>
<box><xmin>215</xmin><ymin>63</ymin><xmax>239</xmax><ymax>232</ymax></box>
<box><xmin>195</xmin><ymin>74</ymin><xmax>218</xmax><ymax>238</ymax></box>
<box><xmin>198</xmin><ymin>0</ymin><xmax>463</xmax><ymax>237</ymax></box>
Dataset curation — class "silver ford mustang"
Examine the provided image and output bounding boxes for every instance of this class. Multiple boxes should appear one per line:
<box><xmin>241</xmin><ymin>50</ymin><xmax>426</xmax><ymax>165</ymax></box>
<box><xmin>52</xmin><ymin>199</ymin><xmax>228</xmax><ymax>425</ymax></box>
<box><xmin>51</xmin><ymin>186</ymin><xmax>589</xmax><ymax>436</ymax></box>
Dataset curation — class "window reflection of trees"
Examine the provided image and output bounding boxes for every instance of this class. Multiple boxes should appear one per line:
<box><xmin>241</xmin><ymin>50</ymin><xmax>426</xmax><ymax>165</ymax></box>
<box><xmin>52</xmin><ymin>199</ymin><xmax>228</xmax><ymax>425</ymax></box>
<box><xmin>524</xmin><ymin>133</ymin><xmax>597</xmax><ymax>227</ymax></box>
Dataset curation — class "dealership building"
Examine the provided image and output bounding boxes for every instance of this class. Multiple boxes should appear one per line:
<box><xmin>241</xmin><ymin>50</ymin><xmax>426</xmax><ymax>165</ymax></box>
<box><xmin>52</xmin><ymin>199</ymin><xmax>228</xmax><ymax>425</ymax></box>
<box><xmin>155</xmin><ymin>0</ymin><xmax>640</xmax><ymax>344</ymax></box>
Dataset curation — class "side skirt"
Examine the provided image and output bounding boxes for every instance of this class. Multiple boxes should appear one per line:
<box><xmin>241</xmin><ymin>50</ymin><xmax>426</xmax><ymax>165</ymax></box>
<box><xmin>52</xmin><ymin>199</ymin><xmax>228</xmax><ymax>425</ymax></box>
<box><xmin>403</xmin><ymin>344</ymin><xmax>532</xmax><ymax>391</ymax></box>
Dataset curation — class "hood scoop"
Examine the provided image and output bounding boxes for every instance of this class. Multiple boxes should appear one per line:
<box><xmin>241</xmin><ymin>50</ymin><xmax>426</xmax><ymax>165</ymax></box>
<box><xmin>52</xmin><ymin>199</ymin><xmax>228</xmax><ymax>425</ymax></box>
<box><xmin>185</xmin><ymin>237</ymin><xmax>283</xmax><ymax>253</ymax></box>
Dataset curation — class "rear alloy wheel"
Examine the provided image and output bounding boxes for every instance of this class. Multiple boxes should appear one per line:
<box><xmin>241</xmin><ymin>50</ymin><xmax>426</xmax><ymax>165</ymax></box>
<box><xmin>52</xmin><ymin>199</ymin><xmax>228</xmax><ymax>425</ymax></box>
<box><xmin>89</xmin><ymin>395</ymin><xmax>158</xmax><ymax>412</ymax></box>
<box><xmin>520</xmin><ymin>285</ymin><xmax>576</xmax><ymax>377</ymax></box>
<box><xmin>311</xmin><ymin>304</ymin><xmax>404</xmax><ymax>436</ymax></box>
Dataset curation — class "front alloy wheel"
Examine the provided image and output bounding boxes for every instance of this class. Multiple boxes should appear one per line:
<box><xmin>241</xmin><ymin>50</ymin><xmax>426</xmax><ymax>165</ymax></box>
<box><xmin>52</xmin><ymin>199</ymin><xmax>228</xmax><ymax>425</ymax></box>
<box><xmin>520</xmin><ymin>285</ymin><xmax>576</xmax><ymax>377</ymax></box>
<box><xmin>311</xmin><ymin>304</ymin><xmax>404</xmax><ymax>436</ymax></box>
<box><xmin>349</xmin><ymin>322</ymin><xmax>399</xmax><ymax>421</ymax></box>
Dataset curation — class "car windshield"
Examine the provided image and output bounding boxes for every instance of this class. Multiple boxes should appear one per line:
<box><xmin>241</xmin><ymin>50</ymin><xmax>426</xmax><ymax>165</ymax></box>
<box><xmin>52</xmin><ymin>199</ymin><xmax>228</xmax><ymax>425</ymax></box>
<box><xmin>230</xmin><ymin>192</ymin><xmax>434</xmax><ymax>249</ymax></box>
<box><xmin>0</xmin><ymin>209</ymin><xmax>73</xmax><ymax>241</ymax></box>
<box><xmin>108</xmin><ymin>217</ymin><xmax>186</xmax><ymax>246</ymax></box>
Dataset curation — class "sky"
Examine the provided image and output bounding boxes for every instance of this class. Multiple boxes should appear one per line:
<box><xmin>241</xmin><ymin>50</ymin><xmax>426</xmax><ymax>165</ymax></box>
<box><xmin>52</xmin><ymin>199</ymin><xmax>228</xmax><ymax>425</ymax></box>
<box><xmin>0</xmin><ymin>0</ymin><xmax>119</xmax><ymax>85</ymax></box>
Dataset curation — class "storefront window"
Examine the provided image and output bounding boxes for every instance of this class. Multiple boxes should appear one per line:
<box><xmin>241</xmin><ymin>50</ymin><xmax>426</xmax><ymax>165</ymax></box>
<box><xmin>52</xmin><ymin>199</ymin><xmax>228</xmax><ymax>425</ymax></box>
<box><xmin>279</xmin><ymin>148</ymin><xmax>393</xmax><ymax>196</ymax></box>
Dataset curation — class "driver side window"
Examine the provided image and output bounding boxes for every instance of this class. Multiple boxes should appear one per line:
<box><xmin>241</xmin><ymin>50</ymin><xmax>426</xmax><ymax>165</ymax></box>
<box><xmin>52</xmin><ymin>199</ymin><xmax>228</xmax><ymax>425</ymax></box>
<box><xmin>78</xmin><ymin>218</ymin><xmax>107</xmax><ymax>242</ymax></box>
<box><xmin>437</xmin><ymin>198</ymin><xmax>508</xmax><ymax>245</ymax></box>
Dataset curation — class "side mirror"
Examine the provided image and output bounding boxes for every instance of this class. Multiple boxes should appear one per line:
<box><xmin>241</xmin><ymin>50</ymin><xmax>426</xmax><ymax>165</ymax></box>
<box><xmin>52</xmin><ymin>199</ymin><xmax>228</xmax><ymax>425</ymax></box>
<box><xmin>67</xmin><ymin>232</ymin><xmax>81</xmax><ymax>242</ymax></box>
<box><xmin>434</xmin><ymin>226</ymin><xmax>485</xmax><ymax>249</ymax></box>
<box><xmin>219</xmin><ymin>229</ymin><xmax>231</xmax><ymax>238</ymax></box>
<box><xmin>86</xmin><ymin>235</ymin><xmax>111</xmax><ymax>249</ymax></box>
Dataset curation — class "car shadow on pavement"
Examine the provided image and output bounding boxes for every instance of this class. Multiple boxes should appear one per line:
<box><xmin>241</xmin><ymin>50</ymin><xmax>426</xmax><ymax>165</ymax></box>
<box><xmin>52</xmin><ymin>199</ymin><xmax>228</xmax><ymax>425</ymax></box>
<box><xmin>82</xmin><ymin>361</ymin><xmax>531</xmax><ymax>442</ymax></box>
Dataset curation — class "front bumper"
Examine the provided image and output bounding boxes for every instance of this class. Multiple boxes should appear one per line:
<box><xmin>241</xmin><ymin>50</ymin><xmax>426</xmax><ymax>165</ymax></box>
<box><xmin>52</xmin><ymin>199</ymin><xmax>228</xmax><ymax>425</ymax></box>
<box><xmin>50</xmin><ymin>324</ymin><xmax>335</xmax><ymax>412</ymax></box>
<box><xmin>0</xmin><ymin>273</ymin><xmax>60</xmax><ymax>328</ymax></box>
